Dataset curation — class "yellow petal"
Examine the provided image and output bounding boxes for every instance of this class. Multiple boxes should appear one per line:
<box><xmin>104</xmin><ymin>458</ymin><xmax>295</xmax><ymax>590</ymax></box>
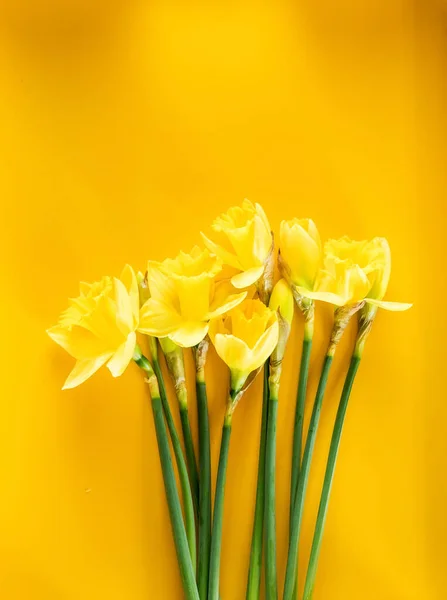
<box><xmin>47</xmin><ymin>325</ymin><xmax>112</xmax><ymax>360</ymax></box>
<box><xmin>200</xmin><ymin>232</ymin><xmax>242</xmax><ymax>270</ymax></box>
<box><xmin>213</xmin><ymin>333</ymin><xmax>251</xmax><ymax>372</ymax></box>
<box><xmin>107</xmin><ymin>331</ymin><xmax>136</xmax><ymax>377</ymax></box>
<box><xmin>249</xmin><ymin>320</ymin><xmax>279</xmax><ymax>371</ymax></box>
<box><xmin>231</xmin><ymin>266</ymin><xmax>264</xmax><ymax>289</ymax></box>
<box><xmin>62</xmin><ymin>354</ymin><xmax>112</xmax><ymax>389</ymax></box>
<box><xmin>138</xmin><ymin>299</ymin><xmax>182</xmax><ymax>336</ymax></box>
<box><xmin>120</xmin><ymin>265</ymin><xmax>139</xmax><ymax>328</ymax></box>
<box><xmin>113</xmin><ymin>277</ymin><xmax>134</xmax><ymax>335</ymax></box>
<box><xmin>365</xmin><ymin>299</ymin><xmax>413</xmax><ymax>311</ymax></box>
<box><xmin>207</xmin><ymin>290</ymin><xmax>247</xmax><ymax>319</ymax></box>
<box><xmin>295</xmin><ymin>286</ymin><xmax>345</xmax><ymax>306</ymax></box>
<box><xmin>342</xmin><ymin>264</ymin><xmax>371</xmax><ymax>304</ymax></box>
<box><xmin>169</xmin><ymin>321</ymin><xmax>209</xmax><ymax>347</ymax></box>
<box><xmin>254</xmin><ymin>201</ymin><xmax>271</xmax><ymax>234</ymax></box>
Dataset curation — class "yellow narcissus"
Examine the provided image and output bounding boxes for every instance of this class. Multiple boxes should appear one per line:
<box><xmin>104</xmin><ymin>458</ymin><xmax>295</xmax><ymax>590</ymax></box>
<box><xmin>279</xmin><ymin>218</ymin><xmax>322</xmax><ymax>292</ymax></box>
<box><xmin>297</xmin><ymin>236</ymin><xmax>412</xmax><ymax>310</ymax></box>
<box><xmin>201</xmin><ymin>199</ymin><xmax>273</xmax><ymax>293</ymax></box>
<box><xmin>138</xmin><ymin>246</ymin><xmax>247</xmax><ymax>347</ymax></box>
<box><xmin>209</xmin><ymin>299</ymin><xmax>279</xmax><ymax>392</ymax></box>
<box><xmin>47</xmin><ymin>265</ymin><xmax>139</xmax><ymax>389</ymax></box>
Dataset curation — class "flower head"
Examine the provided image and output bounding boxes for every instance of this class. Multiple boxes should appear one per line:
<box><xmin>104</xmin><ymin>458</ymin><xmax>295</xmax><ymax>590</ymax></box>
<box><xmin>279</xmin><ymin>218</ymin><xmax>322</xmax><ymax>291</ymax></box>
<box><xmin>47</xmin><ymin>265</ymin><xmax>139</xmax><ymax>389</ymax></box>
<box><xmin>138</xmin><ymin>246</ymin><xmax>247</xmax><ymax>347</ymax></box>
<box><xmin>209</xmin><ymin>298</ymin><xmax>279</xmax><ymax>392</ymax></box>
<box><xmin>297</xmin><ymin>236</ymin><xmax>412</xmax><ymax>311</ymax></box>
<box><xmin>201</xmin><ymin>200</ymin><xmax>273</xmax><ymax>295</ymax></box>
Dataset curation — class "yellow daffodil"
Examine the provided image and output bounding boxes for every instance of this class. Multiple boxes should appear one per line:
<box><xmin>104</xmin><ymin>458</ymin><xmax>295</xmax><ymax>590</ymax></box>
<box><xmin>279</xmin><ymin>218</ymin><xmax>322</xmax><ymax>291</ymax></box>
<box><xmin>209</xmin><ymin>298</ymin><xmax>279</xmax><ymax>391</ymax></box>
<box><xmin>47</xmin><ymin>265</ymin><xmax>139</xmax><ymax>389</ymax></box>
<box><xmin>138</xmin><ymin>246</ymin><xmax>247</xmax><ymax>347</ymax></box>
<box><xmin>296</xmin><ymin>236</ymin><xmax>412</xmax><ymax>310</ymax></box>
<box><xmin>201</xmin><ymin>199</ymin><xmax>273</xmax><ymax>296</ymax></box>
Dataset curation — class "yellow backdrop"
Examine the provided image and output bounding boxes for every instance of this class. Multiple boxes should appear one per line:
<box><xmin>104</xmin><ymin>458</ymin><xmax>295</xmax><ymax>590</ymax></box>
<box><xmin>0</xmin><ymin>1</ymin><xmax>444</xmax><ymax>599</ymax></box>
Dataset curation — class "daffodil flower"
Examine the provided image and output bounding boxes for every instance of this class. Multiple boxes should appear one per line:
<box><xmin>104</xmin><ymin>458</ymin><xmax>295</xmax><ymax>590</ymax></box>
<box><xmin>201</xmin><ymin>199</ymin><xmax>274</xmax><ymax>300</ymax></box>
<box><xmin>295</xmin><ymin>236</ymin><xmax>412</xmax><ymax>311</ymax></box>
<box><xmin>209</xmin><ymin>298</ymin><xmax>278</xmax><ymax>394</ymax></box>
<box><xmin>138</xmin><ymin>246</ymin><xmax>247</xmax><ymax>347</ymax></box>
<box><xmin>47</xmin><ymin>265</ymin><xmax>139</xmax><ymax>389</ymax></box>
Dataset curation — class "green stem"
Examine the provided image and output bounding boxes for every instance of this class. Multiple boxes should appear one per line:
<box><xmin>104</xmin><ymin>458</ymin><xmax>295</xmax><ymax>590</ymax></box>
<box><xmin>282</xmin><ymin>354</ymin><xmax>333</xmax><ymax>600</ymax></box>
<box><xmin>153</xmin><ymin>359</ymin><xmax>197</xmax><ymax>574</ymax></box>
<box><xmin>302</xmin><ymin>355</ymin><xmax>361</xmax><ymax>600</ymax></box>
<box><xmin>289</xmin><ymin>333</ymin><xmax>313</xmax><ymax>599</ymax></box>
<box><xmin>180</xmin><ymin>404</ymin><xmax>200</xmax><ymax>512</ymax></box>
<box><xmin>208</xmin><ymin>416</ymin><xmax>232</xmax><ymax>600</ymax></box>
<box><xmin>246</xmin><ymin>363</ymin><xmax>270</xmax><ymax>600</ymax></box>
<box><xmin>151</xmin><ymin>393</ymin><xmax>200</xmax><ymax>600</ymax></box>
<box><xmin>264</xmin><ymin>389</ymin><xmax>278</xmax><ymax>600</ymax></box>
<box><xmin>196</xmin><ymin>378</ymin><xmax>212</xmax><ymax>600</ymax></box>
<box><xmin>290</xmin><ymin>335</ymin><xmax>313</xmax><ymax>520</ymax></box>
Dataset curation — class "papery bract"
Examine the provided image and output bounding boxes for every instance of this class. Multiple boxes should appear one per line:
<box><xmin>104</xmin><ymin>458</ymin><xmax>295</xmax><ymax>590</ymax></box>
<box><xmin>47</xmin><ymin>265</ymin><xmax>139</xmax><ymax>389</ymax></box>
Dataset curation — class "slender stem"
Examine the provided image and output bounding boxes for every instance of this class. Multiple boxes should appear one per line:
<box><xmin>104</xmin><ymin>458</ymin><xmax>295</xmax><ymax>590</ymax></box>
<box><xmin>180</xmin><ymin>404</ymin><xmax>200</xmax><ymax>512</ymax></box>
<box><xmin>264</xmin><ymin>388</ymin><xmax>279</xmax><ymax>600</ymax></box>
<box><xmin>246</xmin><ymin>363</ymin><xmax>270</xmax><ymax>600</ymax></box>
<box><xmin>196</xmin><ymin>376</ymin><xmax>212</xmax><ymax>600</ymax></box>
<box><xmin>289</xmin><ymin>331</ymin><xmax>313</xmax><ymax>600</ymax></box>
<box><xmin>208</xmin><ymin>415</ymin><xmax>233</xmax><ymax>600</ymax></box>
<box><xmin>290</xmin><ymin>333</ymin><xmax>313</xmax><ymax>520</ymax></box>
<box><xmin>302</xmin><ymin>355</ymin><xmax>361</xmax><ymax>600</ymax></box>
<box><xmin>151</xmin><ymin>393</ymin><xmax>200</xmax><ymax>600</ymax></box>
<box><xmin>282</xmin><ymin>354</ymin><xmax>333</xmax><ymax>600</ymax></box>
<box><xmin>153</xmin><ymin>359</ymin><xmax>197</xmax><ymax>574</ymax></box>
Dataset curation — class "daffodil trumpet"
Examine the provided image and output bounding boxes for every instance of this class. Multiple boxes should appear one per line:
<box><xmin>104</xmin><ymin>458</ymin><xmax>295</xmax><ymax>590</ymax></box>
<box><xmin>151</xmin><ymin>347</ymin><xmax>197</xmax><ymax>575</ymax></box>
<box><xmin>159</xmin><ymin>337</ymin><xmax>199</xmax><ymax>512</ymax></box>
<box><xmin>133</xmin><ymin>346</ymin><xmax>200</xmax><ymax>600</ymax></box>
<box><xmin>193</xmin><ymin>338</ymin><xmax>212</xmax><ymax>600</ymax></box>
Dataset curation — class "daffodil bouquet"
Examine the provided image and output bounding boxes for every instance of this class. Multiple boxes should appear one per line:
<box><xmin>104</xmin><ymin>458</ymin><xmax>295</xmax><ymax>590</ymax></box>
<box><xmin>48</xmin><ymin>200</ymin><xmax>411</xmax><ymax>600</ymax></box>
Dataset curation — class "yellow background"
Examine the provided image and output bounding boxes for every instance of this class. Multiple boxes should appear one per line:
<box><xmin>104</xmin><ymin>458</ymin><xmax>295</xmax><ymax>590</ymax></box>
<box><xmin>0</xmin><ymin>1</ymin><xmax>445</xmax><ymax>598</ymax></box>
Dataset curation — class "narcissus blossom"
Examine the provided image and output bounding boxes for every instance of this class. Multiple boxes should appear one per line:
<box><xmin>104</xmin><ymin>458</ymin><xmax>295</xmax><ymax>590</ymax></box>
<box><xmin>138</xmin><ymin>246</ymin><xmax>246</xmax><ymax>347</ymax></box>
<box><xmin>201</xmin><ymin>199</ymin><xmax>273</xmax><ymax>292</ymax></box>
<box><xmin>47</xmin><ymin>265</ymin><xmax>139</xmax><ymax>389</ymax></box>
<box><xmin>279</xmin><ymin>218</ymin><xmax>322</xmax><ymax>292</ymax></box>
<box><xmin>209</xmin><ymin>299</ymin><xmax>279</xmax><ymax>391</ymax></box>
<box><xmin>297</xmin><ymin>236</ymin><xmax>412</xmax><ymax>310</ymax></box>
